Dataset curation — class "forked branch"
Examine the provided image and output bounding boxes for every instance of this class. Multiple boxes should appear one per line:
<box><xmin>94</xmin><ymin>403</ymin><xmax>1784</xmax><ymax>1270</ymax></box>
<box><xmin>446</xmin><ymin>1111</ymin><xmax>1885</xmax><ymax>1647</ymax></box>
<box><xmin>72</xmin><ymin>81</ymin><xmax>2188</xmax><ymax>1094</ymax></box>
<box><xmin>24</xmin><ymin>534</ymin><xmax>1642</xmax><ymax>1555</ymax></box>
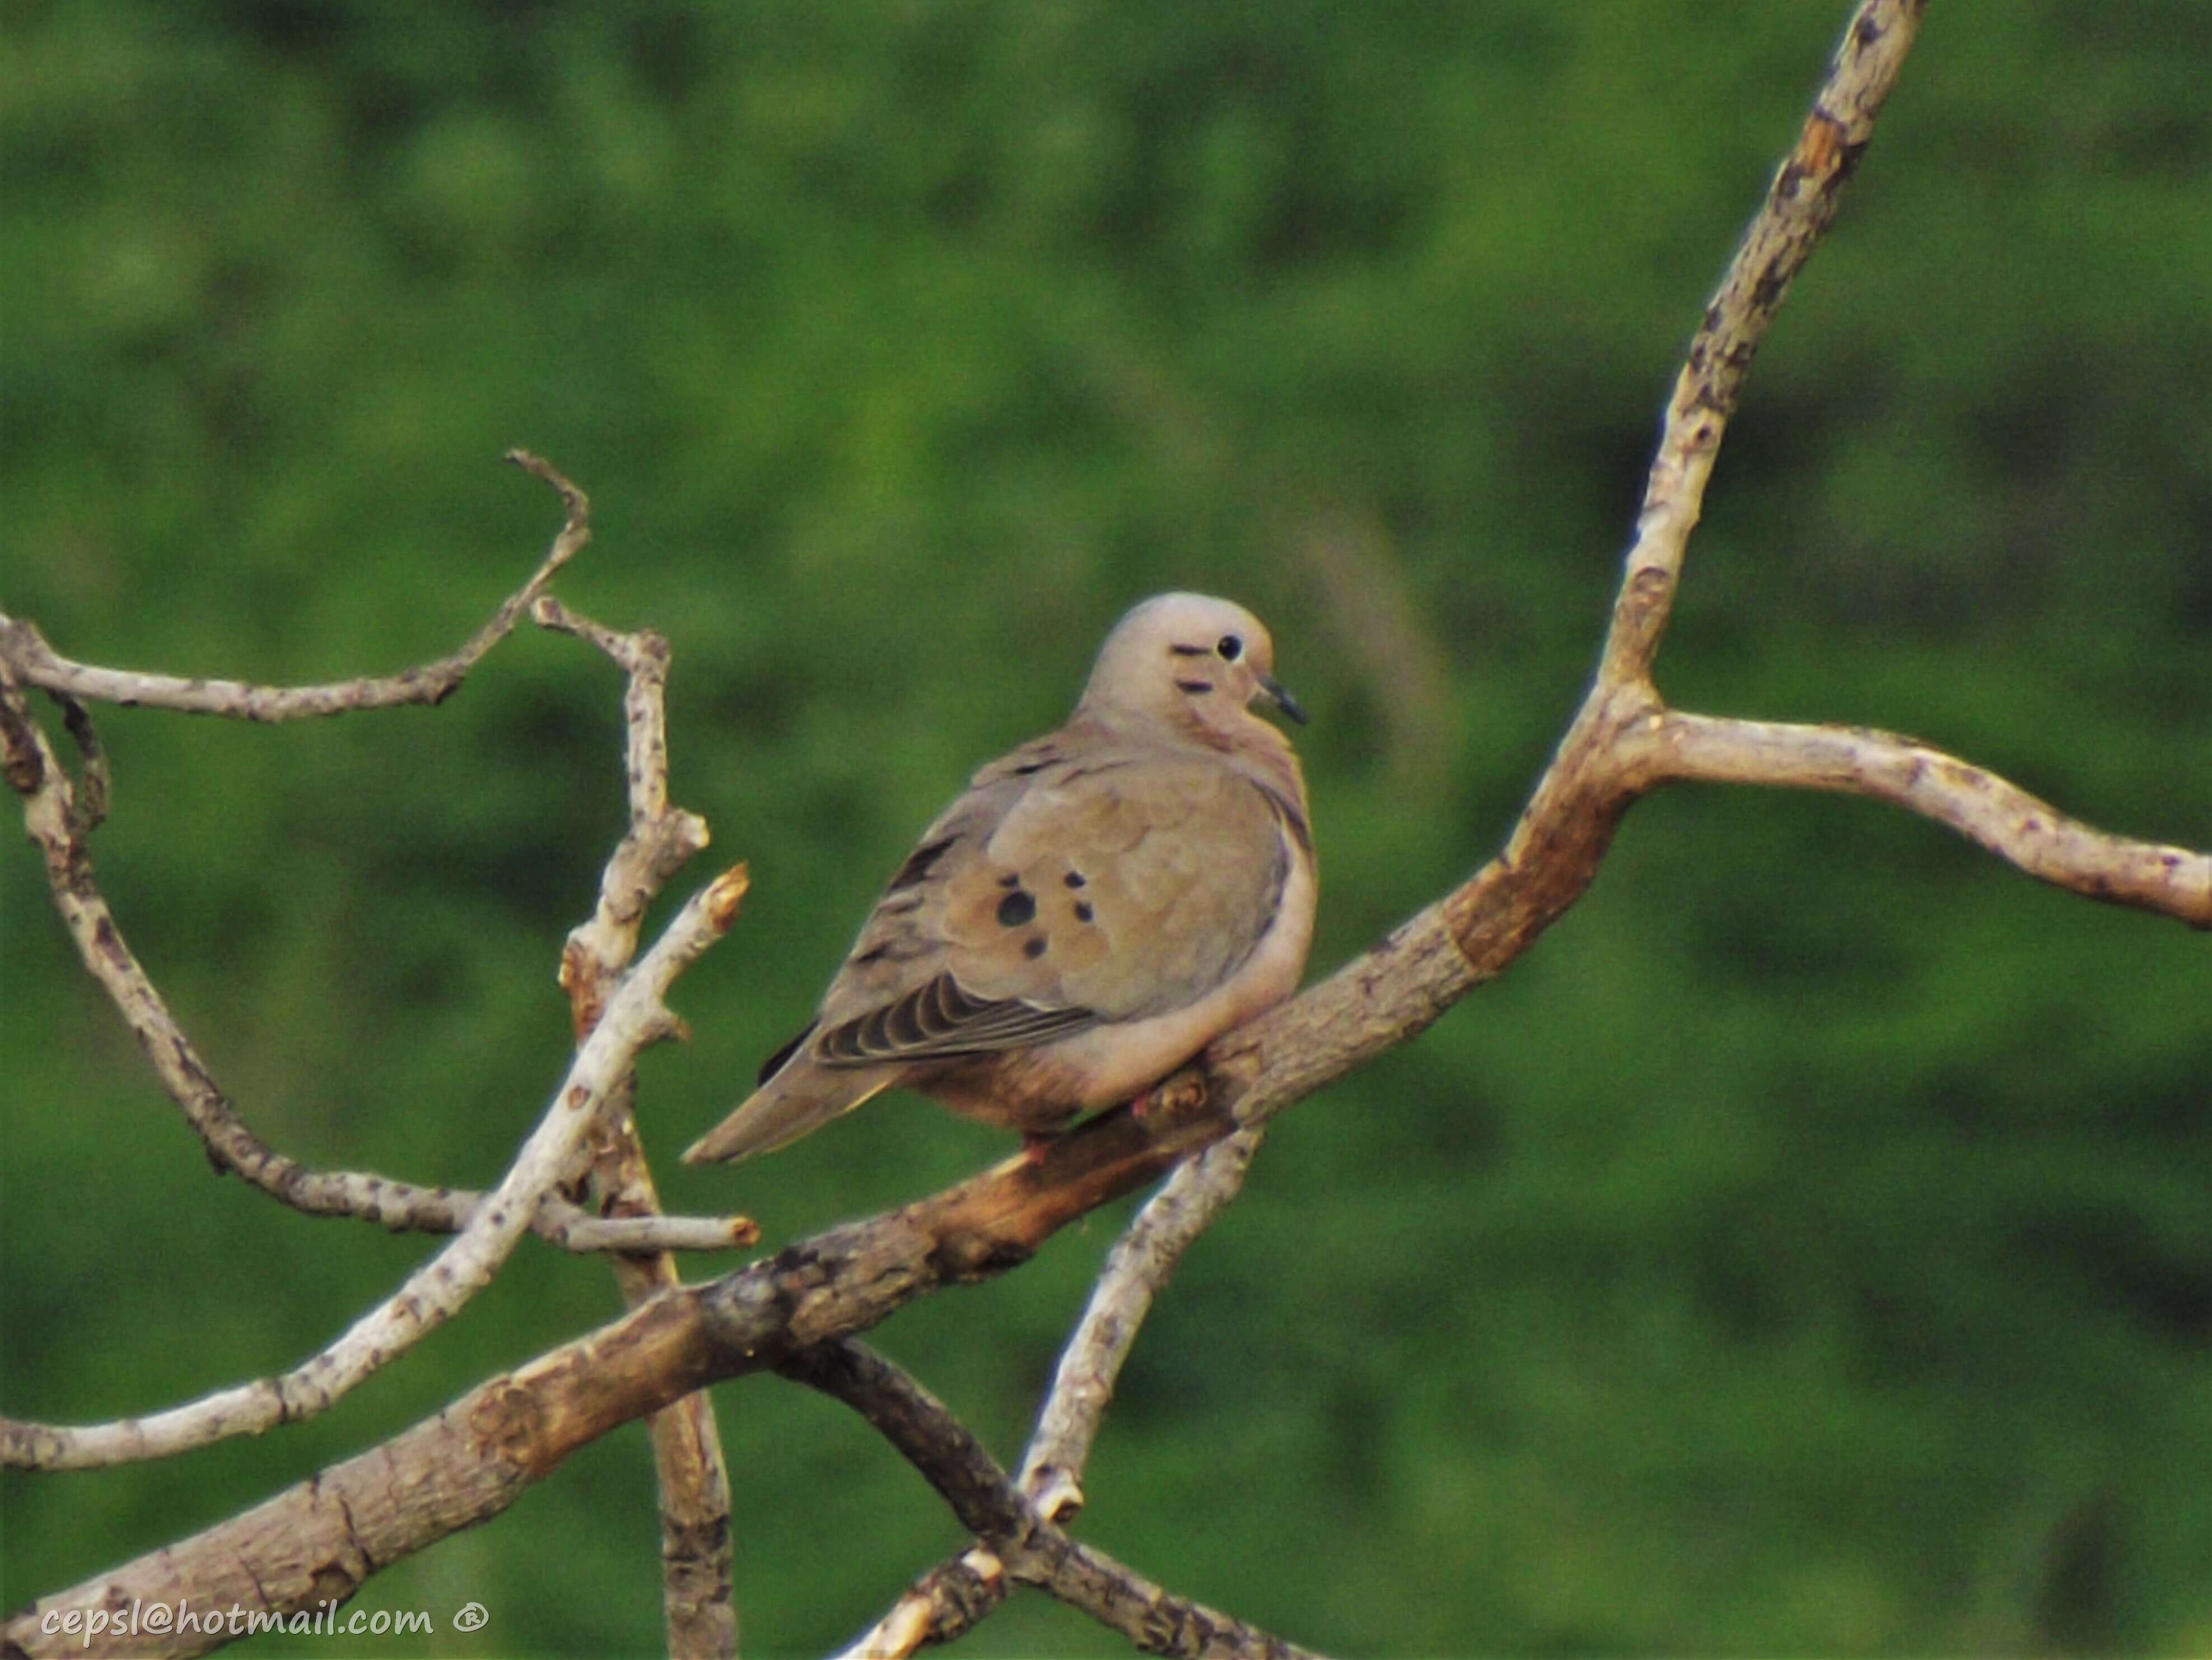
<box><xmin>839</xmin><ymin>1126</ymin><xmax>1272</xmax><ymax>1654</ymax></box>
<box><xmin>0</xmin><ymin>862</ymin><xmax>746</xmax><ymax>1472</ymax></box>
<box><xmin>0</xmin><ymin>467</ymin><xmax>757</xmax><ymax>1257</ymax></box>
<box><xmin>784</xmin><ymin>1340</ymin><xmax>1320</xmax><ymax>1660</ymax></box>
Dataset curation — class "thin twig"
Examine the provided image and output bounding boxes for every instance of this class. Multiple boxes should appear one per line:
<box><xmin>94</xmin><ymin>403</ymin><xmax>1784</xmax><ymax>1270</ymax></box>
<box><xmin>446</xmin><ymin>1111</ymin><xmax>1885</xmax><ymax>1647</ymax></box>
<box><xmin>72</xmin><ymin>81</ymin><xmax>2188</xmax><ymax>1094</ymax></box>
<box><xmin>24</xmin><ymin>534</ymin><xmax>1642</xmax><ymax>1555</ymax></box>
<box><xmin>1603</xmin><ymin>0</ymin><xmax>1929</xmax><ymax>685</ymax></box>
<box><xmin>538</xmin><ymin>595</ymin><xmax>713</xmax><ymax>1004</ymax></box>
<box><xmin>579</xmin><ymin>1090</ymin><xmax>741</xmax><ymax>1660</ymax></box>
<box><xmin>541</xmin><ymin>1207</ymin><xmax>761</xmax><ymax>1254</ymax></box>
<box><xmin>0</xmin><ymin>507</ymin><xmax>753</xmax><ymax>1261</ymax></box>
<box><xmin>1634</xmin><ymin>712</ymin><xmax>2212</xmax><ymax>926</ymax></box>
<box><xmin>551</xmin><ymin>594</ymin><xmax>739</xmax><ymax>1660</ymax></box>
<box><xmin>785</xmin><ymin>1341</ymin><xmax>1324</xmax><ymax>1660</ymax></box>
<box><xmin>1021</xmin><ymin>1126</ymin><xmax>1267</xmax><ymax>1520</ymax></box>
<box><xmin>832</xmin><ymin>1551</ymin><xmax>1005</xmax><ymax>1660</ymax></box>
<box><xmin>0</xmin><ymin>449</ymin><xmax>586</xmax><ymax>720</ymax></box>
<box><xmin>840</xmin><ymin>1129</ymin><xmax>1267</xmax><ymax>1653</ymax></box>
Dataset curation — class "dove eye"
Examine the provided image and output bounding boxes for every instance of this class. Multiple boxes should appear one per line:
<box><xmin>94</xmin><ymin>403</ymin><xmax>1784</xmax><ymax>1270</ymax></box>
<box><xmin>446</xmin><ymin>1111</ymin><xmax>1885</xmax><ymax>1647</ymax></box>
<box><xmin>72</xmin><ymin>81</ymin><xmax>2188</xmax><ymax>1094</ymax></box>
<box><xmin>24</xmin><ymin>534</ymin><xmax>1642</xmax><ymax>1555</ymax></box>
<box><xmin>1216</xmin><ymin>634</ymin><xmax>1244</xmax><ymax>661</ymax></box>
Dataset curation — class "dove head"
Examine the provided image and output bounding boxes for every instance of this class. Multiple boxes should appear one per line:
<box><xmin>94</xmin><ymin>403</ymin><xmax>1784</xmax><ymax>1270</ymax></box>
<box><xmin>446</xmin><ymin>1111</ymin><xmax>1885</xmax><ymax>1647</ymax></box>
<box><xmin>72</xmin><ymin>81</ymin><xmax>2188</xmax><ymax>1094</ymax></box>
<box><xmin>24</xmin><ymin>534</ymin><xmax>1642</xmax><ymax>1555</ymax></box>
<box><xmin>1077</xmin><ymin>593</ymin><xmax>1307</xmax><ymax>746</ymax></box>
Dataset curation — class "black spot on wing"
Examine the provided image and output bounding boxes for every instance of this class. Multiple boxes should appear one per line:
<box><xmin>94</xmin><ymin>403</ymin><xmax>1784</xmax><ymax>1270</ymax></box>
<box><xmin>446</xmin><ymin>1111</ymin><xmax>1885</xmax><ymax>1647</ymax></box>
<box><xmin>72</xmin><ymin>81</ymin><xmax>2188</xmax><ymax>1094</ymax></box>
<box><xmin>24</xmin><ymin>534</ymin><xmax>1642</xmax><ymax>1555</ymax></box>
<box><xmin>1063</xmin><ymin>871</ymin><xmax>1087</xmax><ymax>888</ymax></box>
<box><xmin>1023</xmin><ymin>936</ymin><xmax>1047</xmax><ymax>959</ymax></box>
<box><xmin>997</xmin><ymin>889</ymin><xmax>1036</xmax><ymax>927</ymax></box>
<box><xmin>1073</xmin><ymin>900</ymin><xmax>1094</xmax><ymax>923</ymax></box>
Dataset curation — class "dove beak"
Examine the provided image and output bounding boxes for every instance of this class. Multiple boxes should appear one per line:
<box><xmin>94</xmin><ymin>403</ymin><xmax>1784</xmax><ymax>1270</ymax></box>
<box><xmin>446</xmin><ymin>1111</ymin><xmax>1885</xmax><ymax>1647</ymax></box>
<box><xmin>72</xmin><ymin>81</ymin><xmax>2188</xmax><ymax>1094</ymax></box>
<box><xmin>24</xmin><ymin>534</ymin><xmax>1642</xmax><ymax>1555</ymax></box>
<box><xmin>1258</xmin><ymin>674</ymin><xmax>1308</xmax><ymax>726</ymax></box>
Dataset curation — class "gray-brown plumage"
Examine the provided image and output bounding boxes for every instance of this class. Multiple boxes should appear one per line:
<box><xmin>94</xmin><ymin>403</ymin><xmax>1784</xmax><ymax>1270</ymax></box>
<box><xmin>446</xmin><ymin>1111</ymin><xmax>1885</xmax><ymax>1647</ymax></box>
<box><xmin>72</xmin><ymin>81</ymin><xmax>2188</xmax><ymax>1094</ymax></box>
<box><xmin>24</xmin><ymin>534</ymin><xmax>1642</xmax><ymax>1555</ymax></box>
<box><xmin>682</xmin><ymin>593</ymin><xmax>1316</xmax><ymax>1165</ymax></box>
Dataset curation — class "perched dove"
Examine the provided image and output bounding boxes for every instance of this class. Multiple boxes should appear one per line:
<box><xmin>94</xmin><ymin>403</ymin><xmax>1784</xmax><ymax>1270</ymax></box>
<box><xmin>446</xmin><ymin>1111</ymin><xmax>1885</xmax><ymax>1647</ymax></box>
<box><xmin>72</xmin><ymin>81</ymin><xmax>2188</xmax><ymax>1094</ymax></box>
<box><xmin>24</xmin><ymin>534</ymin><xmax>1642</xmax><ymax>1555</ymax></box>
<box><xmin>682</xmin><ymin>593</ymin><xmax>1316</xmax><ymax>1165</ymax></box>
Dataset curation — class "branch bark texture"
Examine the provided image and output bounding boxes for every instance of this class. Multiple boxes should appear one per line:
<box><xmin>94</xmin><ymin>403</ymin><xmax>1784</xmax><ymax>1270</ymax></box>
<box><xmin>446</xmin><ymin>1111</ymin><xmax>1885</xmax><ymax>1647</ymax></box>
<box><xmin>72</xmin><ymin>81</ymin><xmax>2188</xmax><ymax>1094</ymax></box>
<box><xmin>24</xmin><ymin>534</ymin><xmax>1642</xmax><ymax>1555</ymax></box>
<box><xmin>553</xmin><ymin>594</ymin><xmax>739</xmax><ymax>1660</ymax></box>
<box><xmin>784</xmin><ymin>1341</ymin><xmax>1320</xmax><ymax>1659</ymax></box>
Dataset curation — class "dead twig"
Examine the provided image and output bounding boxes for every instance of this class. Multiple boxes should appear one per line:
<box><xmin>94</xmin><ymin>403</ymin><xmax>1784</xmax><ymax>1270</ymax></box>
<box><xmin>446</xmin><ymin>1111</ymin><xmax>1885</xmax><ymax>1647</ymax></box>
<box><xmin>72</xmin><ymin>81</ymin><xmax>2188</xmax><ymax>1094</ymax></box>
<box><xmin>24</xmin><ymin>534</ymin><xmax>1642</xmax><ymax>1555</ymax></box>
<box><xmin>550</xmin><ymin>593</ymin><xmax>739</xmax><ymax>1660</ymax></box>
<box><xmin>0</xmin><ymin>449</ymin><xmax>585</xmax><ymax>721</ymax></box>
<box><xmin>0</xmin><ymin>469</ymin><xmax>757</xmax><ymax>1257</ymax></box>
<box><xmin>785</xmin><ymin>1341</ymin><xmax>1323</xmax><ymax>1660</ymax></box>
<box><xmin>835</xmin><ymin>1124</ymin><xmax>1264</xmax><ymax>1653</ymax></box>
<box><xmin>1632</xmin><ymin>712</ymin><xmax>2212</xmax><ymax>926</ymax></box>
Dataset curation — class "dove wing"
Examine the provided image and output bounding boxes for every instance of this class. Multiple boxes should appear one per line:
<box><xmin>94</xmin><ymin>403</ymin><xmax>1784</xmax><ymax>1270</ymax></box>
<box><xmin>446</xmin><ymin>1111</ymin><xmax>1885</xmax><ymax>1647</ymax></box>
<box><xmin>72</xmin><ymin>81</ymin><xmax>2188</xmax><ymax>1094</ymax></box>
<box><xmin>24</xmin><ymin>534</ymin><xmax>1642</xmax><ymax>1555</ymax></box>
<box><xmin>799</xmin><ymin>735</ymin><xmax>1293</xmax><ymax>1069</ymax></box>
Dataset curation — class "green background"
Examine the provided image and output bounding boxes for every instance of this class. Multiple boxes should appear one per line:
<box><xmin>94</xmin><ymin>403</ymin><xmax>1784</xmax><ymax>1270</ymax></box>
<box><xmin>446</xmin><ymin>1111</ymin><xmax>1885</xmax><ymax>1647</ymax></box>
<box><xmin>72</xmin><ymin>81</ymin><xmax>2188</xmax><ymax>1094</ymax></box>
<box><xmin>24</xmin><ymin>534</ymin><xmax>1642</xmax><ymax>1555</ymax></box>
<box><xmin>5</xmin><ymin>2</ymin><xmax>2210</xmax><ymax>1654</ymax></box>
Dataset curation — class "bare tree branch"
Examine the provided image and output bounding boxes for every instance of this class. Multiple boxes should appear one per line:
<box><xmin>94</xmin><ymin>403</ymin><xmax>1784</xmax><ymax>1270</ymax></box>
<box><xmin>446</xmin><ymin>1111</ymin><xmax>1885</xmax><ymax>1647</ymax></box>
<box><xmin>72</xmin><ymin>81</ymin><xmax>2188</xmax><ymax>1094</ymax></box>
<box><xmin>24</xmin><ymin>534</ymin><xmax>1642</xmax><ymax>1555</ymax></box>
<box><xmin>0</xmin><ymin>449</ymin><xmax>585</xmax><ymax>720</ymax></box>
<box><xmin>1602</xmin><ymin>0</ymin><xmax>1928</xmax><ymax>686</ymax></box>
<box><xmin>865</xmin><ymin>1132</ymin><xmax>1280</xmax><ymax>1657</ymax></box>
<box><xmin>0</xmin><ymin>863</ymin><xmax>748</xmax><ymax>1471</ymax></box>
<box><xmin>796</xmin><ymin>11</ymin><xmax>1953</xmax><ymax>1649</ymax></box>
<box><xmin>0</xmin><ymin>1092</ymin><xmax>1336</xmax><ymax>1657</ymax></box>
<box><xmin>1</xmin><ymin>661</ymin><xmax>465</xmax><ymax>1221</ymax></box>
<box><xmin>832</xmin><ymin>1551</ymin><xmax>1005</xmax><ymax>1660</ymax></box>
<box><xmin>551</xmin><ymin>593</ymin><xmax>739</xmax><ymax>1660</ymax></box>
<box><xmin>0</xmin><ymin>472</ymin><xmax>757</xmax><ymax>1261</ymax></box>
<box><xmin>783</xmin><ymin>1341</ymin><xmax>1322</xmax><ymax>1660</ymax></box>
<box><xmin>4</xmin><ymin>1285</ymin><xmax>715</xmax><ymax>1660</ymax></box>
<box><xmin>1634</xmin><ymin>712</ymin><xmax>2212</xmax><ymax>926</ymax></box>
<box><xmin>539</xmin><ymin>1208</ymin><xmax>761</xmax><ymax>1254</ymax></box>
<box><xmin>1021</xmin><ymin>1126</ymin><xmax>1268</xmax><ymax>1521</ymax></box>
<box><xmin>578</xmin><ymin>1091</ymin><xmax>741</xmax><ymax>1660</ymax></box>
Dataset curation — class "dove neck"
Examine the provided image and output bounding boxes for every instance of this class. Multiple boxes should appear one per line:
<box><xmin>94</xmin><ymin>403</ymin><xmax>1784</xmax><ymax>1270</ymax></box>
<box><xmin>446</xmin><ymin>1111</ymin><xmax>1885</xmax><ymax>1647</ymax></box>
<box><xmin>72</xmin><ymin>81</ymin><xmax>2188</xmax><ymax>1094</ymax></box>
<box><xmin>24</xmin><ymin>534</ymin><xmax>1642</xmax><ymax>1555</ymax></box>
<box><xmin>1074</xmin><ymin>700</ymin><xmax>1308</xmax><ymax>820</ymax></box>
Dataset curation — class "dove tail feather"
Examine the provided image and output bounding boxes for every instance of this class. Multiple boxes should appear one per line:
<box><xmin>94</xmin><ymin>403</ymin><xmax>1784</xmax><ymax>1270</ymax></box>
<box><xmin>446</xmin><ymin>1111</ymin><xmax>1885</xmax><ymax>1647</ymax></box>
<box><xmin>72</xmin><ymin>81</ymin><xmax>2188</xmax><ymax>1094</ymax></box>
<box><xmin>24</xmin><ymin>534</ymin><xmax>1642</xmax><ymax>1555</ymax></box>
<box><xmin>757</xmin><ymin>1020</ymin><xmax>817</xmax><ymax>1086</ymax></box>
<box><xmin>681</xmin><ymin>1061</ymin><xmax>894</xmax><ymax>1165</ymax></box>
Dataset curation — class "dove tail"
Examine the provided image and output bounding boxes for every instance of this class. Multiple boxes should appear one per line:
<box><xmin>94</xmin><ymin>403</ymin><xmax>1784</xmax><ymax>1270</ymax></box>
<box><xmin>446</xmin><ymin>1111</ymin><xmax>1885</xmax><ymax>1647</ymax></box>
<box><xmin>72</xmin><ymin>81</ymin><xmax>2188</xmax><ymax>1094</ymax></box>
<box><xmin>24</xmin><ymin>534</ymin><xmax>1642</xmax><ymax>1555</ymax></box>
<box><xmin>681</xmin><ymin>1061</ymin><xmax>895</xmax><ymax>1165</ymax></box>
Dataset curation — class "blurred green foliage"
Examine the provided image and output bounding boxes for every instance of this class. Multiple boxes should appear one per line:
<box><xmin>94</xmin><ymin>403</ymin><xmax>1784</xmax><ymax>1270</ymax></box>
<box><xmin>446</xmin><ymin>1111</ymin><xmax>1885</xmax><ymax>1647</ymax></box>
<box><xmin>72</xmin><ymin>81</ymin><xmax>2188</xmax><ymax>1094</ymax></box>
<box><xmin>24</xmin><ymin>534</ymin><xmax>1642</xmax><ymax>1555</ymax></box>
<box><xmin>4</xmin><ymin>2</ymin><xmax>2210</xmax><ymax>1654</ymax></box>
